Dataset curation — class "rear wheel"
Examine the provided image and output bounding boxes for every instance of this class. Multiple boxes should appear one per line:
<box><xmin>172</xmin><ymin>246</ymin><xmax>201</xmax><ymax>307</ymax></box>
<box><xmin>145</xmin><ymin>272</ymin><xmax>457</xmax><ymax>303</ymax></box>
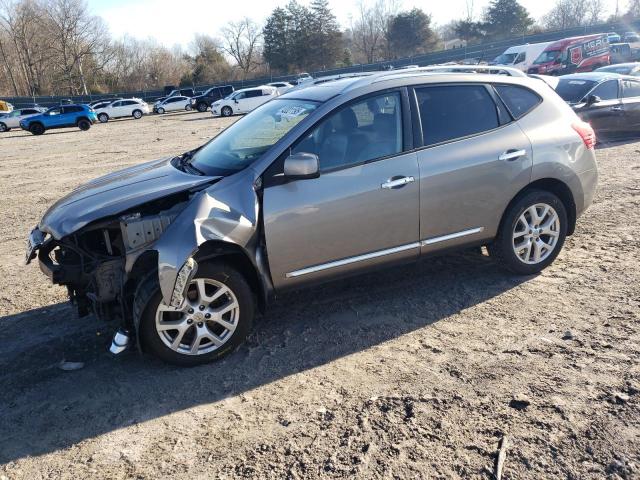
<box><xmin>137</xmin><ymin>261</ymin><xmax>255</xmax><ymax>367</ymax></box>
<box><xmin>98</xmin><ymin>113</ymin><xmax>109</xmax><ymax>123</ymax></box>
<box><xmin>29</xmin><ymin>123</ymin><xmax>45</xmax><ymax>135</ymax></box>
<box><xmin>221</xmin><ymin>106</ymin><xmax>232</xmax><ymax>117</ymax></box>
<box><xmin>197</xmin><ymin>102</ymin><xmax>208</xmax><ymax>112</ymax></box>
<box><xmin>132</xmin><ymin>109</ymin><xmax>143</xmax><ymax>119</ymax></box>
<box><xmin>77</xmin><ymin>118</ymin><xmax>91</xmax><ymax>131</ymax></box>
<box><xmin>489</xmin><ymin>190</ymin><xmax>567</xmax><ymax>275</ymax></box>
<box><xmin>0</xmin><ymin>122</ymin><xmax>8</xmax><ymax>132</ymax></box>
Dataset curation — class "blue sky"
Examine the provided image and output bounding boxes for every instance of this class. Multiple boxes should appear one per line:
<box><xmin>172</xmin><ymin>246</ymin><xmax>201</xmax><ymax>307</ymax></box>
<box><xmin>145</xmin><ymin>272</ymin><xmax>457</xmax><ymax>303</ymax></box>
<box><xmin>88</xmin><ymin>0</ymin><xmax>619</xmax><ymax>48</ymax></box>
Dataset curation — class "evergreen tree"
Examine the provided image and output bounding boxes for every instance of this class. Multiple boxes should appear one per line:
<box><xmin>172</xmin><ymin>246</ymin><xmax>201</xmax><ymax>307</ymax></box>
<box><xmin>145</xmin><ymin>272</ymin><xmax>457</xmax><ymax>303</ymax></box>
<box><xmin>482</xmin><ymin>0</ymin><xmax>533</xmax><ymax>39</ymax></box>
<box><xmin>387</xmin><ymin>8</ymin><xmax>439</xmax><ymax>58</ymax></box>
<box><xmin>309</xmin><ymin>0</ymin><xmax>342</xmax><ymax>70</ymax></box>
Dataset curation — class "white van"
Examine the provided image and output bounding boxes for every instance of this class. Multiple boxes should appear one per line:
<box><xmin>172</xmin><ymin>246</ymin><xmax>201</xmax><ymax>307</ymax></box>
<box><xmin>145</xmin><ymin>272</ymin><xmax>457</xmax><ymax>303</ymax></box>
<box><xmin>493</xmin><ymin>42</ymin><xmax>552</xmax><ymax>71</ymax></box>
<box><xmin>211</xmin><ymin>86</ymin><xmax>279</xmax><ymax>117</ymax></box>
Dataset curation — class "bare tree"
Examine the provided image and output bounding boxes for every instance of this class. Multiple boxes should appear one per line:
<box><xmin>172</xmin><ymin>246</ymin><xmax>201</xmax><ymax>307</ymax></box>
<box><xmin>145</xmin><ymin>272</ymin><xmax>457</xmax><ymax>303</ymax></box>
<box><xmin>543</xmin><ymin>0</ymin><xmax>588</xmax><ymax>30</ymax></box>
<box><xmin>585</xmin><ymin>0</ymin><xmax>605</xmax><ymax>24</ymax></box>
<box><xmin>220</xmin><ymin>18</ymin><xmax>261</xmax><ymax>80</ymax></box>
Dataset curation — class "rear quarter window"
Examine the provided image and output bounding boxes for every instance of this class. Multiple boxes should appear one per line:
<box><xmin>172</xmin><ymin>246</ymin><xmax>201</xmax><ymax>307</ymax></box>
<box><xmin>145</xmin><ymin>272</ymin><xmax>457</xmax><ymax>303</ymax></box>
<box><xmin>495</xmin><ymin>85</ymin><xmax>542</xmax><ymax>119</ymax></box>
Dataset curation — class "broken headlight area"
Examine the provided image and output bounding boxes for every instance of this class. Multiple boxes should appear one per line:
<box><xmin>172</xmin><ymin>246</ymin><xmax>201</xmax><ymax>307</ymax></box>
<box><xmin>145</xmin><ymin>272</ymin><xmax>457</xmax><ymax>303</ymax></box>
<box><xmin>39</xmin><ymin>198</ymin><xmax>189</xmax><ymax>323</ymax></box>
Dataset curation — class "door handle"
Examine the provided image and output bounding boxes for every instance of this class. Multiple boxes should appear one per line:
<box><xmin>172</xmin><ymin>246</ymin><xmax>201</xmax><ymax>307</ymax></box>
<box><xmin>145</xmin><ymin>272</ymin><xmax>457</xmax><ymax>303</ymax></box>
<box><xmin>499</xmin><ymin>149</ymin><xmax>527</xmax><ymax>161</ymax></box>
<box><xmin>610</xmin><ymin>106</ymin><xmax>623</xmax><ymax>111</ymax></box>
<box><xmin>381</xmin><ymin>176</ymin><xmax>415</xmax><ymax>189</ymax></box>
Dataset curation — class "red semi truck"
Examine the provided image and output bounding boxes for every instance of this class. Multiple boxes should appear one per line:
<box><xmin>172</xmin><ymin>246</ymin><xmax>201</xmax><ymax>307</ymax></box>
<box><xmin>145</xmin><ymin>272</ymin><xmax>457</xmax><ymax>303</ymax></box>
<box><xmin>527</xmin><ymin>34</ymin><xmax>610</xmax><ymax>75</ymax></box>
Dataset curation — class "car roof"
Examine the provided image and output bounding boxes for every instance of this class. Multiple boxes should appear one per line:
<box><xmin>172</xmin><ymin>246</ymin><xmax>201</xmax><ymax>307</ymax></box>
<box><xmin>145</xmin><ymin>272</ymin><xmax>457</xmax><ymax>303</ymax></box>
<box><xmin>599</xmin><ymin>62</ymin><xmax>640</xmax><ymax>68</ymax></box>
<box><xmin>559</xmin><ymin>72</ymin><xmax>624</xmax><ymax>82</ymax></box>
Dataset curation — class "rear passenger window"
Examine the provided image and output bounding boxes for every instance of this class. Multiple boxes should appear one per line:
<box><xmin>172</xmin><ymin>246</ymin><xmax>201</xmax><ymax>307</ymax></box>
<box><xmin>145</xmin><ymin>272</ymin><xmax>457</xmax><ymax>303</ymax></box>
<box><xmin>494</xmin><ymin>85</ymin><xmax>541</xmax><ymax>119</ymax></box>
<box><xmin>622</xmin><ymin>80</ymin><xmax>640</xmax><ymax>98</ymax></box>
<box><xmin>416</xmin><ymin>85</ymin><xmax>499</xmax><ymax>146</ymax></box>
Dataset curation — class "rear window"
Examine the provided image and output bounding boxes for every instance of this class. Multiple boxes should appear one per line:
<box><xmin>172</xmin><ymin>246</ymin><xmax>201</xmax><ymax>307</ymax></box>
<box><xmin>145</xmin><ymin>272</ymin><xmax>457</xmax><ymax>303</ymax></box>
<box><xmin>622</xmin><ymin>79</ymin><xmax>640</xmax><ymax>98</ymax></box>
<box><xmin>495</xmin><ymin>85</ymin><xmax>541</xmax><ymax>119</ymax></box>
<box><xmin>555</xmin><ymin>79</ymin><xmax>597</xmax><ymax>103</ymax></box>
<box><xmin>416</xmin><ymin>85</ymin><xmax>500</xmax><ymax>146</ymax></box>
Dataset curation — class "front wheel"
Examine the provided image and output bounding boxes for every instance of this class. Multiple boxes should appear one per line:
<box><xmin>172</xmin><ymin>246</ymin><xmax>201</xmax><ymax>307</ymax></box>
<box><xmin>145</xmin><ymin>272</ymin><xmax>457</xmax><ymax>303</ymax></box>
<box><xmin>98</xmin><ymin>113</ymin><xmax>109</xmax><ymax>123</ymax></box>
<box><xmin>488</xmin><ymin>190</ymin><xmax>567</xmax><ymax>275</ymax></box>
<box><xmin>197</xmin><ymin>102</ymin><xmax>208</xmax><ymax>112</ymax></box>
<box><xmin>221</xmin><ymin>106</ymin><xmax>232</xmax><ymax>117</ymax></box>
<box><xmin>29</xmin><ymin>123</ymin><xmax>45</xmax><ymax>135</ymax></box>
<box><xmin>157</xmin><ymin>107</ymin><xmax>165</xmax><ymax>114</ymax></box>
<box><xmin>0</xmin><ymin>122</ymin><xmax>8</xmax><ymax>132</ymax></box>
<box><xmin>185</xmin><ymin>104</ymin><xmax>192</xmax><ymax>111</ymax></box>
<box><xmin>136</xmin><ymin>261</ymin><xmax>255</xmax><ymax>366</ymax></box>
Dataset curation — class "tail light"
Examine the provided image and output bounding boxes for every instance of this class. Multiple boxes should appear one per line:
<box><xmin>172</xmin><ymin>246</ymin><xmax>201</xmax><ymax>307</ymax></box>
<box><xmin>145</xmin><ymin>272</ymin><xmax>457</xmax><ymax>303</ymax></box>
<box><xmin>572</xmin><ymin>121</ymin><xmax>596</xmax><ymax>149</ymax></box>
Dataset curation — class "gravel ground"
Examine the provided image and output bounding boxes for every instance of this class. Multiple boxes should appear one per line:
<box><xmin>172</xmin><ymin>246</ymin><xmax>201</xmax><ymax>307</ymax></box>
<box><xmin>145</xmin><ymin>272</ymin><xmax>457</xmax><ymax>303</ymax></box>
<box><xmin>0</xmin><ymin>111</ymin><xmax>638</xmax><ymax>479</ymax></box>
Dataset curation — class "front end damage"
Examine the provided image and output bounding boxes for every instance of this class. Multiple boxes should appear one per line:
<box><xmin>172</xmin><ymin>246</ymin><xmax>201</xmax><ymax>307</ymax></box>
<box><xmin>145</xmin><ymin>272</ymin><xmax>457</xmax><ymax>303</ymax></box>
<box><xmin>26</xmin><ymin>170</ymin><xmax>271</xmax><ymax>354</ymax></box>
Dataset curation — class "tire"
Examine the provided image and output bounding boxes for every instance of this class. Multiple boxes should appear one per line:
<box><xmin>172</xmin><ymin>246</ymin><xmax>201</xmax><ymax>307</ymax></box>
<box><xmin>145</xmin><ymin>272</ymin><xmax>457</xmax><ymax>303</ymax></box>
<box><xmin>136</xmin><ymin>261</ymin><xmax>255</xmax><ymax>367</ymax></box>
<box><xmin>221</xmin><ymin>106</ymin><xmax>232</xmax><ymax>117</ymax></box>
<box><xmin>185</xmin><ymin>104</ymin><xmax>192</xmax><ymax>111</ymax></box>
<box><xmin>132</xmin><ymin>109</ymin><xmax>143</xmax><ymax>119</ymax></box>
<box><xmin>197</xmin><ymin>102</ymin><xmax>208</xmax><ymax>112</ymax></box>
<box><xmin>29</xmin><ymin>123</ymin><xmax>45</xmax><ymax>135</ymax></box>
<box><xmin>77</xmin><ymin>118</ymin><xmax>91</xmax><ymax>131</ymax></box>
<box><xmin>0</xmin><ymin>122</ymin><xmax>7</xmax><ymax>132</ymax></box>
<box><xmin>98</xmin><ymin>113</ymin><xmax>109</xmax><ymax>123</ymax></box>
<box><xmin>157</xmin><ymin>107</ymin><xmax>165</xmax><ymax>114</ymax></box>
<box><xmin>489</xmin><ymin>189</ymin><xmax>568</xmax><ymax>275</ymax></box>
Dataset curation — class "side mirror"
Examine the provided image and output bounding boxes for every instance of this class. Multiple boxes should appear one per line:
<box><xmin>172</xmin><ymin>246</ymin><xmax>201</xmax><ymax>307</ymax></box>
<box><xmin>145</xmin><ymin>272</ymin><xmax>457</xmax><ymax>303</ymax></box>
<box><xmin>587</xmin><ymin>95</ymin><xmax>601</xmax><ymax>105</ymax></box>
<box><xmin>234</xmin><ymin>99</ymin><xmax>239</xmax><ymax>104</ymax></box>
<box><xmin>284</xmin><ymin>152</ymin><xmax>319</xmax><ymax>180</ymax></box>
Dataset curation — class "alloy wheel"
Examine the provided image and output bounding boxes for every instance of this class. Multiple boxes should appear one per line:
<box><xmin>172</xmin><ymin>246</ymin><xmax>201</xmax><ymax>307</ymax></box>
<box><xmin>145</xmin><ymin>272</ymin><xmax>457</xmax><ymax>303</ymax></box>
<box><xmin>155</xmin><ymin>278</ymin><xmax>240</xmax><ymax>356</ymax></box>
<box><xmin>512</xmin><ymin>203</ymin><xmax>560</xmax><ymax>264</ymax></box>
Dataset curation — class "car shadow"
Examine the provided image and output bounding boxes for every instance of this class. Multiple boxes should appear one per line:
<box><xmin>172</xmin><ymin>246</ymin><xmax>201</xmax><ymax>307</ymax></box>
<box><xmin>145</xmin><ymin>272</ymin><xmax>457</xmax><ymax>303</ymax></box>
<box><xmin>0</xmin><ymin>129</ymin><xmax>83</xmax><ymax>139</ymax></box>
<box><xmin>0</xmin><ymin>249</ymin><xmax>531</xmax><ymax>463</ymax></box>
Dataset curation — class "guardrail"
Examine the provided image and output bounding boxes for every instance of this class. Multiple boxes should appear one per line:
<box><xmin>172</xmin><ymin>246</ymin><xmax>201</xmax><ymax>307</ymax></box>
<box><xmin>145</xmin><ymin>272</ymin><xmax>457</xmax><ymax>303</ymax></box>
<box><xmin>3</xmin><ymin>18</ymin><xmax>639</xmax><ymax>108</ymax></box>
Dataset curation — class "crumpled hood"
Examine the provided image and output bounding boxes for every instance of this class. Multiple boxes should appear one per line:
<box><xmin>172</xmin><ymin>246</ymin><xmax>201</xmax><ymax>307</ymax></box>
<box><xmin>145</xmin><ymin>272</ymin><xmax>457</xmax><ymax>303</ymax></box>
<box><xmin>40</xmin><ymin>157</ymin><xmax>220</xmax><ymax>239</ymax></box>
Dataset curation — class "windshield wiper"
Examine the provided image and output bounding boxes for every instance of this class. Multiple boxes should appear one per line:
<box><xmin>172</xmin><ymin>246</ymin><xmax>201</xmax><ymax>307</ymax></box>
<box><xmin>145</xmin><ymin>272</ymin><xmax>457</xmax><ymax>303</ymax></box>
<box><xmin>174</xmin><ymin>151</ymin><xmax>206</xmax><ymax>176</ymax></box>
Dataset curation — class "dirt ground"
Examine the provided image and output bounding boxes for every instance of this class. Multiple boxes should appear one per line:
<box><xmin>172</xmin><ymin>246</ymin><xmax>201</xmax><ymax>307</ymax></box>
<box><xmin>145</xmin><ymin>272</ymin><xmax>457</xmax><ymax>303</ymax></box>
<box><xmin>0</xmin><ymin>111</ymin><xmax>638</xmax><ymax>480</ymax></box>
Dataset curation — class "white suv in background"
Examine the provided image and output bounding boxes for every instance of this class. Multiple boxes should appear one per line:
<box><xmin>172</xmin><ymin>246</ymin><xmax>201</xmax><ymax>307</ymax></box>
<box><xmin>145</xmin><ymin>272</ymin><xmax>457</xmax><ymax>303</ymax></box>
<box><xmin>0</xmin><ymin>107</ymin><xmax>46</xmax><ymax>132</ymax></box>
<box><xmin>95</xmin><ymin>98</ymin><xmax>149</xmax><ymax>123</ymax></box>
<box><xmin>267</xmin><ymin>82</ymin><xmax>294</xmax><ymax>94</ymax></box>
<box><xmin>211</xmin><ymin>86</ymin><xmax>279</xmax><ymax>116</ymax></box>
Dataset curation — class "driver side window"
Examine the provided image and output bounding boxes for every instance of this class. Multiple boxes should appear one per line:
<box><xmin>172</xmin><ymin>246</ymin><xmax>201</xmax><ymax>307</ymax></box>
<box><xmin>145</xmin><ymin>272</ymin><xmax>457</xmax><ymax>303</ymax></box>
<box><xmin>590</xmin><ymin>80</ymin><xmax>619</xmax><ymax>101</ymax></box>
<box><xmin>292</xmin><ymin>92</ymin><xmax>403</xmax><ymax>172</ymax></box>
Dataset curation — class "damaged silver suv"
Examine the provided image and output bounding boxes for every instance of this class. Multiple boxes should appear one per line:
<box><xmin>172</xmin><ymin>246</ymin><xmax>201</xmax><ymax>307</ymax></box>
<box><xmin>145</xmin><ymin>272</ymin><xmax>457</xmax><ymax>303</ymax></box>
<box><xmin>26</xmin><ymin>69</ymin><xmax>598</xmax><ymax>366</ymax></box>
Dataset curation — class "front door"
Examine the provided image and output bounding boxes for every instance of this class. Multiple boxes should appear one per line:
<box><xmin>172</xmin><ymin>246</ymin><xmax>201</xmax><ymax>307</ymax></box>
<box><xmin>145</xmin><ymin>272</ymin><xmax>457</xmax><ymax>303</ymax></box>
<box><xmin>413</xmin><ymin>84</ymin><xmax>533</xmax><ymax>252</ymax></box>
<box><xmin>263</xmin><ymin>91</ymin><xmax>420</xmax><ymax>290</ymax></box>
<box><xmin>578</xmin><ymin>79</ymin><xmax>623</xmax><ymax>135</ymax></box>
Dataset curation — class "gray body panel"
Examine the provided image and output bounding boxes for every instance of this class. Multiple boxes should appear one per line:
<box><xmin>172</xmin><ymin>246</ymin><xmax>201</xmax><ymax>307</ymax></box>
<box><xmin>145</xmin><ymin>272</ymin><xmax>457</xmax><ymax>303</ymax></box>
<box><xmin>263</xmin><ymin>151</ymin><xmax>420</xmax><ymax>289</ymax></box>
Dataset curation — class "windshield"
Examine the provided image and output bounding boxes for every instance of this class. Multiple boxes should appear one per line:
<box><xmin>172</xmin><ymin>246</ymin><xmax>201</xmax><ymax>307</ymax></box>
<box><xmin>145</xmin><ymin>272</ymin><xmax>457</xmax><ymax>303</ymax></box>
<box><xmin>534</xmin><ymin>50</ymin><xmax>561</xmax><ymax>64</ymax></box>
<box><xmin>494</xmin><ymin>52</ymin><xmax>519</xmax><ymax>64</ymax></box>
<box><xmin>556</xmin><ymin>79</ymin><xmax>597</xmax><ymax>103</ymax></box>
<box><xmin>190</xmin><ymin>98</ymin><xmax>320</xmax><ymax>176</ymax></box>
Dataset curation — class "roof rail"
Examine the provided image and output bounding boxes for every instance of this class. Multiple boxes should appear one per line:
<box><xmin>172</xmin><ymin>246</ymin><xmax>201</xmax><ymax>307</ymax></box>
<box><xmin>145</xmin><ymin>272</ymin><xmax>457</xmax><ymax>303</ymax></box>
<box><xmin>411</xmin><ymin>65</ymin><xmax>527</xmax><ymax>77</ymax></box>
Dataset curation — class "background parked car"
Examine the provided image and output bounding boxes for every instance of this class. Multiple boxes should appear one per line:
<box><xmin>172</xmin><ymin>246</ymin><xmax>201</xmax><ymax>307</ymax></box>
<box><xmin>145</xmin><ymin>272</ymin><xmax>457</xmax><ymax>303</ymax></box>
<box><xmin>596</xmin><ymin>62</ymin><xmax>640</xmax><ymax>76</ymax></box>
<box><xmin>210</xmin><ymin>86</ymin><xmax>279</xmax><ymax>116</ymax></box>
<box><xmin>155</xmin><ymin>88</ymin><xmax>195</xmax><ymax>104</ymax></box>
<box><xmin>491</xmin><ymin>42</ymin><xmax>552</xmax><ymax>71</ymax></box>
<box><xmin>20</xmin><ymin>104</ymin><xmax>97</xmax><ymax>135</ymax></box>
<box><xmin>267</xmin><ymin>81</ymin><xmax>294</xmax><ymax>94</ymax></box>
<box><xmin>190</xmin><ymin>85</ymin><xmax>234</xmax><ymax>112</ymax></box>
<box><xmin>88</xmin><ymin>98</ymin><xmax>122</xmax><ymax>108</ymax></box>
<box><xmin>94</xmin><ymin>98</ymin><xmax>149</xmax><ymax>122</ymax></box>
<box><xmin>623</xmin><ymin>32</ymin><xmax>640</xmax><ymax>43</ymax></box>
<box><xmin>528</xmin><ymin>34</ymin><xmax>610</xmax><ymax>75</ymax></box>
<box><xmin>608</xmin><ymin>32</ymin><xmax>621</xmax><ymax>43</ymax></box>
<box><xmin>554</xmin><ymin>72</ymin><xmax>640</xmax><ymax>140</ymax></box>
<box><xmin>153</xmin><ymin>96</ymin><xmax>192</xmax><ymax>114</ymax></box>
<box><xmin>0</xmin><ymin>107</ymin><xmax>46</xmax><ymax>132</ymax></box>
<box><xmin>609</xmin><ymin>43</ymin><xmax>640</xmax><ymax>63</ymax></box>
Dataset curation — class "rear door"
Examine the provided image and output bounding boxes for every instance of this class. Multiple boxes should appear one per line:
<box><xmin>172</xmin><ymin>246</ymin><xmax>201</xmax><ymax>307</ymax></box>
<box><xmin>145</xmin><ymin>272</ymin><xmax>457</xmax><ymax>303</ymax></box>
<box><xmin>620</xmin><ymin>78</ymin><xmax>640</xmax><ymax>132</ymax></box>
<box><xmin>262</xmin><ymin>90</ymin><xmax>420</xmax><ymax>289</ymax></box>
<box><xmin>580</xmin><ymin>79</ymin><xmax>622</xmax><ymax>134</ymax></box>
<box><xmin>414</xmin><ymin>83</ymin><xmax>533</xmax><ymax>252</ymax></box>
